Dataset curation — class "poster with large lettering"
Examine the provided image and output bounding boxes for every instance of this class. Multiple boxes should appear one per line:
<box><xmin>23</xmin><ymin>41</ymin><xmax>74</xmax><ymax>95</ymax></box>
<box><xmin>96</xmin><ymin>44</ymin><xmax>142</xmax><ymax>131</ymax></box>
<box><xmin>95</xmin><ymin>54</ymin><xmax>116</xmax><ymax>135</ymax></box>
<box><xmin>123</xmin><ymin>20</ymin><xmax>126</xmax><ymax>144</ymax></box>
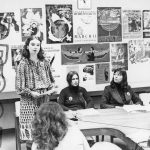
<box><xmin>61</xmin><ymin>43</ymin><xmax>110</xmax><ymax>65</ymax></box>
<box><xmin>45</xmin><ymin>4</ymin><xmax>73</xmax><ymax>44</ymax></box>
<box><xmin>123</xmin><ymin>10</ymin><xmax>142</xmax><ymax>39</ymax></box>
<box><xmin>20</xmin><ymin>8</ymin><xmax>43</xmax><ymax>41</ymax></box>
<box><xmin>97</xmin><ymin>7</ymin><xmax>122</xmax><ymax>42</ymax></box>
<box><xmin>73</xmin><ymin>10</ymin><xmax>97</xmax><ymax>43</ymax></box>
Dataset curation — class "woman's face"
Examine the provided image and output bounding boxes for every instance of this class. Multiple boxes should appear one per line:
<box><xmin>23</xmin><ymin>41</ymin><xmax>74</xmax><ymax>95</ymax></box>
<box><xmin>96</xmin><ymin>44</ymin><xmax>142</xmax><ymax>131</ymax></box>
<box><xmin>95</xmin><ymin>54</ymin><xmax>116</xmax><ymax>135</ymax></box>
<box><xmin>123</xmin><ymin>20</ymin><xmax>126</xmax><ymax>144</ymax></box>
<box><xmin>28</xmin><ymin>39</ymin><xmax>40</xmax><ymax>56</ymax></box>
<box><xmin>113</xmin><ymin>71</ymin><xmax>123</xmax><ymax>83</ymax></box>
<box><xmin>71</xmin><ymin>74</ymin><xmax>79</xmax><ymax>87</ymax></box>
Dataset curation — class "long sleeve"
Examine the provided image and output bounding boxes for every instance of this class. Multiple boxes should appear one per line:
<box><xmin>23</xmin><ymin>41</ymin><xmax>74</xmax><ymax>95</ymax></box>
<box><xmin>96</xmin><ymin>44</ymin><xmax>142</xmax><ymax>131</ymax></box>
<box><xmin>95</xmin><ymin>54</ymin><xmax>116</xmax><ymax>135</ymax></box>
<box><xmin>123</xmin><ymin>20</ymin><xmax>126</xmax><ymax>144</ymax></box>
<box><xmin>128</xmin><ymin>86</ymin><xmax>143</xmax><ymax>105</ymax></box>
<box><xmin>15</xmin><ymin>61</ymin><xmax>32</xmax><ymax>96</ymax></box>
<box><xmin>58</xmin><ymin>88</ymin><xmax>70</xmax><ymax>111</ymax></box>
<box><xmin>82</xmin><ymin>88</ymin><xmax>94</xmax><ymax>108</ymax></box>
<box><xmin>100</xmin><ymin>86</ymin><xmax>115</xmax><ymax>109</ymax></box>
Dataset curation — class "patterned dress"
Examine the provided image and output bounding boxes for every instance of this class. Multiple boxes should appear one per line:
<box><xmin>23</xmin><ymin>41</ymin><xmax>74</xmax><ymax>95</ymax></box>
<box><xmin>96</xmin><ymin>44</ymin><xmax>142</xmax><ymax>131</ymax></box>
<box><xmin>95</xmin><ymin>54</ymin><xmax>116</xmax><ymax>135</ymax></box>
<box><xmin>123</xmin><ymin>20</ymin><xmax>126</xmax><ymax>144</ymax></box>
<box><xmin>16</xmin><ymin>57</ymin><xmax>54</xmax><ymax>140</ymax></box>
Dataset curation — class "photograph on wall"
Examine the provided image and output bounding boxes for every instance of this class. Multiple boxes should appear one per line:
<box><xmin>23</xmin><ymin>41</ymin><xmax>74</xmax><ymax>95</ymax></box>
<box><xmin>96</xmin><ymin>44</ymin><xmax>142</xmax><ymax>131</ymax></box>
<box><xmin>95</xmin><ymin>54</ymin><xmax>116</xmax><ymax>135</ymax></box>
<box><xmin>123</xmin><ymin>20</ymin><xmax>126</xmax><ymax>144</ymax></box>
<box><xmin>45</xmin><ymin>5</ymin><xmax>73</xmax><ymax>44</ymax></box>
<box><xmin>95</xmin><ymin>63</ymin><xmax>110</xmax><ymax>84</ymax></box>
<box><xmin>97</xmin><ymin>7</ymin><xmax>122</xmax><ymax>42</ymax></box>
<box><xmin>0</xmin><ymin>12</ymin><xmax>19</xmax><ymax>40</ymax></box>
<box><xmin>20</xmin><ymin>8</ymin><xmax>43</xmax><ymax>41</ymax></box>
<box><xmin>122</xmin><ymin>10</ymin><xmax>142</xmax><ymax>39</ymax></box>
<box><xmin>0</xmin><ymin>44</ymin><xmax>9</xmax><ymax>92</ymax></box>
<box><xmin>143</xmin><ymin>10</ymin><xmax>150</xmax><ymax>38</ymax></box>
<box><xmin>111</xmin><ymin>43</ymin><xmax>128</xmax><ymax>70</ymax></box>
<box><xmin>11</xmin><ymin>45</ymin><xmax>23</xmax><ymax>71</ymax></box>
<box><xmin>128</xmin><ymin>39</ymin><xmax>150</xmax><ymax>64</ymax></box>
<box><xmin>42</xmin><ymin>44</ymin><xmax>62</xmax><ymax>93</ymax></box>
<box><xmin>73</xmin><ymin>10</ymin><xmax>97</xmax><ymax>43</ymax></box>
<box><xmin>81</xmin><ymin>64</ymin><xmax>94</xmax><ymax>82</ymax></box>
<box><xmin>61</xmin><ymin>43</ymin><xmax>110</xmax><ymax>65</ymax></box>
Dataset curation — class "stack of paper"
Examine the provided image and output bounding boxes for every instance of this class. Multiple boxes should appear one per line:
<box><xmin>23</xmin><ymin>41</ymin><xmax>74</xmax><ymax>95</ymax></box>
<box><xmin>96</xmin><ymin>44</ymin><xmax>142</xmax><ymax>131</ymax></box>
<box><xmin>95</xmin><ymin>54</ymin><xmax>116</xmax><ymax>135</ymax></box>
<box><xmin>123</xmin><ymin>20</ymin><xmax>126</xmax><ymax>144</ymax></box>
<box><xmin>123</xmin><ymin>105</ymin><xmax>150</xmax><ymax>113</ymax></box>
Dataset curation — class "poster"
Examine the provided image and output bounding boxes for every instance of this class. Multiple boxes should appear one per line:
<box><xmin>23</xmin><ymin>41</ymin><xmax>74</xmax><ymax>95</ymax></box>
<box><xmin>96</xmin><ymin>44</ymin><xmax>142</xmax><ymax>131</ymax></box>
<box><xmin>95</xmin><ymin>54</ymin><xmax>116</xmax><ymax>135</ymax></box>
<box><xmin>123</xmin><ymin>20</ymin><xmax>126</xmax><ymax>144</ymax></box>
<box><xmin>122</xmin><ymin>10</ymin><xmax>142</xmax><ymax>39</ymax></box>
<box><xmin>42</xmin><ymin>44</ymin><xmax>61</xmax><ymax>93</ymax></box>
<box><xmin>97</xmin><ymin>7</ymin><xmax>122</xmax><ymax>42</ymax></box>
<box><xmin>111</xmin><ymin>43</ymin><xmax>128</xmax><ymax>70</ymax></box>
<box><xmin>11</xmin><ymin>45</ymin><xmax>23</xmax><ymax>70</ymax></box>
<box><xmin>45</xmin><ymin>4</ymin><xmax>73</xmax><ymax>44</ymax></box>
<box><xmin>0</xmin><ymin>12</ymin><xmax>20</xmax><ymax>41</ymax></box>
<box><xmin>95</xmin><ymin>63</ymin><xmax>110</xmax><ymax>84</ymax></box>
<box><xmin>73</xmin><ymin>10</ymin><xmax>97</xmax><ymax>43</ymax></box>
<box><xmin>143</xmin><ymin>10</ymin><xmax>150</xmax><ymax>38</ymax></box>
<box><xmin>61</xmin><ymin>43</ymin><xmax>110</xmax><ymax>65</ymax></box>
<box><xmin>0</xmin><ymin>44</ymin><xmax>9</xmax><ymax>92</ymax></box>
<box><xmin>20</xmin><ymin>8</ymin><xmax>43</xmax><ymax>41</ymax></box>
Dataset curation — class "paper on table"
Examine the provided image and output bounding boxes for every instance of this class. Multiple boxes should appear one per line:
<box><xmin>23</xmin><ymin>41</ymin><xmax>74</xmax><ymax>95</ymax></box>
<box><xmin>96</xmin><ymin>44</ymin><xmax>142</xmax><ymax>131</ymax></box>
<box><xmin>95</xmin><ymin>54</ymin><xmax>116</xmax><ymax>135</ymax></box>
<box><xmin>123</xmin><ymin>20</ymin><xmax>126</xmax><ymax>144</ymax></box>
<box><xmin>127</xmin><ymin>130</ymin><xmax>150</xmax><ymax>144</ymax></box>
<box><xmin>123</xmin><ymin>105</ymin><xmax>150</xmax><ymax>113</ymax></box>
<box><xmin>76</xmin><ymin>108</ymin><xmax>100</xmax><ymax>117</ymax></box>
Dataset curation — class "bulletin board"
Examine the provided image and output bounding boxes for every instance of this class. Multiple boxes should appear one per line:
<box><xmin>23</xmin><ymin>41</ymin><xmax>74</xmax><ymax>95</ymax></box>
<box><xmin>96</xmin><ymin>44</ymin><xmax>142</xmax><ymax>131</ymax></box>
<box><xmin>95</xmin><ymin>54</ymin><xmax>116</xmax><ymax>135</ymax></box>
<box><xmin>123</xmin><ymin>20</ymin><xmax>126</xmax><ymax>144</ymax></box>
<box><xmin>1</xmin><ymin>0</ymin><xmax>150</xmax><ymax>96</ymax></box>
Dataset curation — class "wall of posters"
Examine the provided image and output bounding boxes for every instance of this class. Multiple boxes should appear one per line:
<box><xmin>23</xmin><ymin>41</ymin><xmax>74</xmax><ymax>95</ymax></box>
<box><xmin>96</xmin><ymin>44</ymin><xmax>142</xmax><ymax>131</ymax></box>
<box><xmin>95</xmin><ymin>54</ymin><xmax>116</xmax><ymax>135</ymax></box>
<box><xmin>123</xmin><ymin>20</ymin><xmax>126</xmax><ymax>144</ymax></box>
<box><xmin>1</xmin><ymin>0</ymin><xmax>150</xmax><ymax>93</ymax></box>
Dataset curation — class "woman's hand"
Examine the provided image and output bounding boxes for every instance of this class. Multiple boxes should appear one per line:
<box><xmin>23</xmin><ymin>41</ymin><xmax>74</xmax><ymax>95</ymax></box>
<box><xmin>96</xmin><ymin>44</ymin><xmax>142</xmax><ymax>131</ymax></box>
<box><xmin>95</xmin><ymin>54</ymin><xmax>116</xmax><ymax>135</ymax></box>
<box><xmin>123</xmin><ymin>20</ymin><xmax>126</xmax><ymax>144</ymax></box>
<box><xmin>44</xmin><ymin>88</ymin><xmax>57</xmax><ymax>96</ymax></box>
<box><xmin>31</xmin><ymin>91</ymin><xmax>41</xmax><ymax>98</ymax></box>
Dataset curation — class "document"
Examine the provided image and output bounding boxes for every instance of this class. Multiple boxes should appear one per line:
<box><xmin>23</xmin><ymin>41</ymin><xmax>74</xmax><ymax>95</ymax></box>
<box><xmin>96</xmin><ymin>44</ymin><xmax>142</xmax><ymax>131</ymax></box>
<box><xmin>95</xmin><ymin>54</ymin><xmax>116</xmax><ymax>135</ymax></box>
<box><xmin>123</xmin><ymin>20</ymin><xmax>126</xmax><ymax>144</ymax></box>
<box><xmin>123</xmin><ymin>105</ymin><xmax>150</xmax><ymax>113</ymax></box>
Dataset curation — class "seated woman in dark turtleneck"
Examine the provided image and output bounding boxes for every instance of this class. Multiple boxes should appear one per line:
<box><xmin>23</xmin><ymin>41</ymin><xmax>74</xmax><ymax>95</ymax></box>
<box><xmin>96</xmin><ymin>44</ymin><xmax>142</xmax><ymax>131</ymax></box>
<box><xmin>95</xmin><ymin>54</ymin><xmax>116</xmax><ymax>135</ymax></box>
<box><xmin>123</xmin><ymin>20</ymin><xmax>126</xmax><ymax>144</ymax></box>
<box><xmin>58</xmin><ymin>71</ymin><xmax>94</xmax><ymax>111</ymax></box>
<box><xmin>101</xmin><ymin>68</ymin><xmax>143</xmax><ymax>109</ymax></box>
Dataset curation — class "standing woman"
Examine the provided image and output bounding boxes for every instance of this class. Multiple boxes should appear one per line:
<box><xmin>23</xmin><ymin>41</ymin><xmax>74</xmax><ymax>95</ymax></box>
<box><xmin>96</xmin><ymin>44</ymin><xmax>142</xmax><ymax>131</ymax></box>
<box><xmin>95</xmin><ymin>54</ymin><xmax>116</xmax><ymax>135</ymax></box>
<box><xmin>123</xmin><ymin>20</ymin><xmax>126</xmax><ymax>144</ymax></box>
<box><xmin>16</xmin><ymin>36</ymin><xmax>56</xmax><ymax>140</ymax></box>
<box><xmin>101</xmin><ymin>68</ymin><xmax>143</xmax><ymax>109</ymax></box>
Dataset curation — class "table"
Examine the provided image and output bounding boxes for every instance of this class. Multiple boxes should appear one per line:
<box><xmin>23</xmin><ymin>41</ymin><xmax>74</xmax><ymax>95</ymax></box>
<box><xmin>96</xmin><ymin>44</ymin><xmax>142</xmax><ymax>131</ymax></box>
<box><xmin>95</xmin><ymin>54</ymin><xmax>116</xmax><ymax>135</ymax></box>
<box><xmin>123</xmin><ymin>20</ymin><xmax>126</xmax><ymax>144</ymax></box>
<box><xmin>70</xmin><ymin>108</ymin><xmax>150</xmax><ymax>150</ymax></box>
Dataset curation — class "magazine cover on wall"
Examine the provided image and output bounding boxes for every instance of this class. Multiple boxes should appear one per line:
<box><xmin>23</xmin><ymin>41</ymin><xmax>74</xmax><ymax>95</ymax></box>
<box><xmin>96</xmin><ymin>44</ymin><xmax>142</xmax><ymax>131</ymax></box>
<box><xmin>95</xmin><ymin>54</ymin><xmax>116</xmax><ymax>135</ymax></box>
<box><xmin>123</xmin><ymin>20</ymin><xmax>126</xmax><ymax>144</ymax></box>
<box><xmin>97</xmin><ymin>7</ymin><xmax>122</xmax><ymax>42</ymax></box>
<box><xmin>11</xmin><ymin>45</ymin><xmax>23</xmax><ymax>71</ymax></box>
<box><xmin>73</xmin><ymin>10</ymin><xmax>97</xmax><ymax>43</ymax></box>
<box><xmin>95</xmin><ymin>63</ymin><xmax>110</xmax><ymax>84</ymax></box>
<box><xmin>80</xmin><ymin>64</ymin><xmax>95</xmax><ymax>87</ymax></box>
<box><xmin>111</xmin><ymin>43</ymin><xmax>128</xmax><ymax>70</ymax></box>
<box><xmin>143</xmin><ymin>10</ymin><xmax>150</xmax><ymax>38</ymax></box>
<box><xmin>45</xmin><ymin>4</ymin><xmax>73</xmax><ymax>44</ymax></box>
<box><xmin>20</xmin><ymin>8</ymin><xmax>43</xmax><ymax>41</ymax></box>
<box><xmin>61</xmin><ymin>43</ymin><xmax>110</xmax><ymax>65</ymax></box>
<box><xmin>123</xmin><ymin>10</ymin><xmax>142</xmax><ymax>39</ymax></box>
<box><xmin>42</xmin><ymin>44</ymin><xmax>62</xmax><ymax>93</ymax></box>
<box><xmin>0</xmin><ymin>44</ymin><xmax>8</xmax><ymax>92</ymax></box>
<box><xmin>0</xmin><ymin>12</ymin><xmax>19</xmax><ymax>41</ymax></box>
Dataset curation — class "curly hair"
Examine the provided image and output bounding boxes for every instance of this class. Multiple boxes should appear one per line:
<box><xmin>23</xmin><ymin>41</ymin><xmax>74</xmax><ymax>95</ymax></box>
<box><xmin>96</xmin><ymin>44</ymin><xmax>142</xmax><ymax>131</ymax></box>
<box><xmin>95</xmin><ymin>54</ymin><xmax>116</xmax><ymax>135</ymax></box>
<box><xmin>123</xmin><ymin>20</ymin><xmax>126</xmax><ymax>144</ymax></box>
<box><xmin>110</xmin><ymin>68</ymin><xmax>128</xmax><ymax>91</ymax></box>
<box><xmin>22</xmin><ymin>36</ymin><xmax>44</xmax><ymax>60</ymax></box>
<box><xmin>32</xmin><ymin>102</ymin><xmax>68</xmax><ymax>150</ymax></box>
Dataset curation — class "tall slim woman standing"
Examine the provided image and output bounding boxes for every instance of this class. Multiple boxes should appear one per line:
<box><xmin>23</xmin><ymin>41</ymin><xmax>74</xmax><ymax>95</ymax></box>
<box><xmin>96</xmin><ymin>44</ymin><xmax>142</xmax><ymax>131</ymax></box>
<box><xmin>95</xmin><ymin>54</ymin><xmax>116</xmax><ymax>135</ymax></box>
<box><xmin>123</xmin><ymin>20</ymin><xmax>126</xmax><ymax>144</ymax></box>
<box><xmin>16</xmin><ymin>36</ymin><xmax>56</xmax><ymax>140</ymax></box>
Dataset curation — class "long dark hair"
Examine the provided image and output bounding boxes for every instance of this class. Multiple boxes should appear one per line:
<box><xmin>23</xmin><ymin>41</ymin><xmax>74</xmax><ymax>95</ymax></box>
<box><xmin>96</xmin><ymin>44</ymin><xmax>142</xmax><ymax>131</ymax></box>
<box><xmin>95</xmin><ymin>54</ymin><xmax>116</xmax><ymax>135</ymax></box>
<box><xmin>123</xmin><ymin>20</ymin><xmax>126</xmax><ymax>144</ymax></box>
<box><xmin>22</xmin><ymin>36</ymin><xmax>44</xmax><ymax>60</ymax></box>
<box><xmin>110</xmin><ymin>68</ymin><xmax>128</xmax><ymax>91</ymax></box>
<box><xmin>66</xmin><ymin>71</ymin><xmax>79</xmax><ymax>87</ymax></box>
<box><xmin>32</xmin><ymin>102</ymin><xmax>68</xmax><ymax>150</ymax></box>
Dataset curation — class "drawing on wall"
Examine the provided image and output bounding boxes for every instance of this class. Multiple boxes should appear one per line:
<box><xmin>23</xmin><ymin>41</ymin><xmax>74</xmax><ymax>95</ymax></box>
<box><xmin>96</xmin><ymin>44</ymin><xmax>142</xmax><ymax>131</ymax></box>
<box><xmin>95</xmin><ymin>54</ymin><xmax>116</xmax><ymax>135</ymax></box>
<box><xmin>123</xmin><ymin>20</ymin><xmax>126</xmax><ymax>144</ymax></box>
<box><xmin>0</xmin><ymin>12</ymin><xmax>19</xmax><ymax>40</ymax></box>
<box><xmin>20</xmin><ymin>8</ymin><xmax>43</xmax><ymax>41</ymax></box>
<box><xmin>96</xmin><ymin>63</ymin><xmax>110</xmax><ymax>84</ymax></box>
<box><xmin>97</xmin><ymin>7</ymin><xmax>122</xmax><ymax>42</ymax></box>
<box><xmin>61</xmin><ymin>43</ymin><xmax>110</xmax><ymax>65</ymax></box>
<box><xmin>46</xmin><ymin>5</ymin><xmax>73</xmax><ymax>44</ymax></box>
<box><xmin>129</xmin><ymin>39</ymin><xmax>150</xmax><ymax>64</ymax></box>
<box><xmin>0</xmin><ymin>44</ymin><xmax>9</xmax><ymax>92</ymax></box>
<box><xmin>111</xmin><ymin>43</ymin><xmax>128</xmax><ymax>70</ymax></box>
<box><xmin>73</xmin><ymin>10</ymin><xmax>97</xmax><ymax>43</ymax></box>
<box><xmin>143</xmin><ymin>10</ymin><xmax>150</xmax><ymax>38</ymax></box>
<box><xmin>123</xmin><ymin>10</ymin><xmax>142</xmax><ymax>39</ymax></box>
<box><xmin>77</xmin><ymin>0</ymin><xmax>91</xmax><ymax>10</ymax></box>
<box><xmin>11</xmin><ymin>45</ymin><xmax>23</xmax><ymax>71</ymax></box>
